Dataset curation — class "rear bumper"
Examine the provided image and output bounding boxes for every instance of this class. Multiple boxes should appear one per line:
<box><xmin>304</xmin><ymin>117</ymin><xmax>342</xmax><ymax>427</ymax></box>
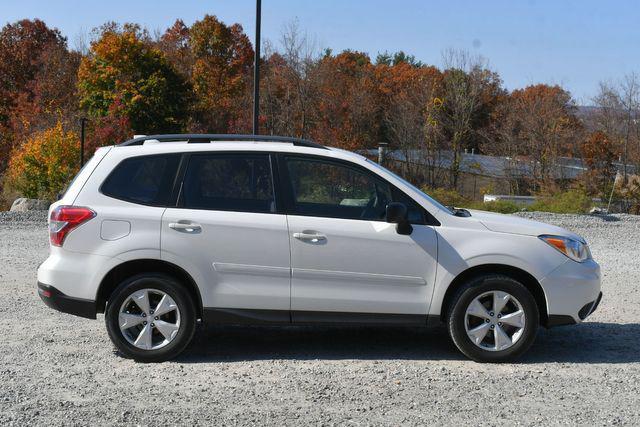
<box><xmin>38</xmin><ymin>282</ymin><xmax>96</xmax><ymax>319</ymax></box>
<box><xmin>37</xmin><ymin>250</ymin><xmax>110</xmax><ymax>300</ymax></box>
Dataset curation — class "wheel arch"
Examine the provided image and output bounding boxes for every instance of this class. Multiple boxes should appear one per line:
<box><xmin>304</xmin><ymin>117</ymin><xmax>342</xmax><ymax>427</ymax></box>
<box><xmin>96</xmin><ymin>259</ymin><xmax>203</xmax><ymax>320</ymax></box>
<box><xmin>439</xmin><ymin>264</ymin><xmax>548</xmax><ymax>326</ymax></box>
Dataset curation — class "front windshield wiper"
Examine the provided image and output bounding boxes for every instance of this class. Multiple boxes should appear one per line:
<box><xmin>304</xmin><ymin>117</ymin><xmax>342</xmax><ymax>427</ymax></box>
<box><xmin>447</xmin><ymin>206</ymin><xmax>472</xmax><ymax>217</ymax></box>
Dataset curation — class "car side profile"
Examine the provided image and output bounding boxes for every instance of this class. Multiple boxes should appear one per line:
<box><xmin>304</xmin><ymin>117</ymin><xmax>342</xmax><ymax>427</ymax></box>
<box><xmin>37</xmin><ymin>134</ymin><xmax>602</xmax><ymax>362</ymax></box>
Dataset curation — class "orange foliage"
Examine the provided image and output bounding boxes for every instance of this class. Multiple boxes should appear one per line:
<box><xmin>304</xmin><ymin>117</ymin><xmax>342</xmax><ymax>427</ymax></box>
<box><xmin>377</xmin><ymin>62</ymin><xmax>442</xmax><ymax>99</ymax></box>
<box><xmin>0</xmin><ymin>19</ymin><xmax>71</xmax><ymax>172</ymax></box>
<box><xmin>312</xmin><ymin>51</ymin><xmax>382</xmax><ymax>150</ymax></box>
<box><xmin>491</xmin><ymin>84</ymin><xmax>582</xmax><ymax>189</ymax></box>
<box><xmin>189</xmin><ymin>15</ymin><xmax>254</xmax><ymax>132</ymax></box>
<box><xmin>581</xmin><ymin>130</ymin><xmax>620</xmax><ymax>196</ymax></box>
<box><xmin>78</xmin><ymin>24</ymin><xmax>190</xmax><ymax>134</ymax></box>
<box><xmin>6</xmin><ymin>122</ymin><xmax>79</xmax><ymax>200</ymax></box>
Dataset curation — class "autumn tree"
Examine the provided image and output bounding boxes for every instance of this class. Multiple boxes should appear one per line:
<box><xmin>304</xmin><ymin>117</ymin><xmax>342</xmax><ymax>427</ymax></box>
<box><xmin>0</xmin><ymin>19</ymin><xmax>65</xmax><ymax>124</ymax></box>
<box><xmin>5</xmin><ymin>121</ymin><xmax>79</xmax><ymax>200</ymax></box>
<box><xmin>581</xmin><ymin>131</ymin><xmax>619</xmax><ymax>197</ymax></box>
<box><xmin>618</xmin><ymin>74</ymin><xmax>640</xmax><ymax>180</ymax></box>
<box><xmin>157</xmin><ymin>20</ymin><xmax>193</xmax><ymax>79</ymax></box>
<box><xmin>427</xmin><ymin>50</ymin><xmax>505</xmax><ymax>188</ymax></box>
<box><xmin>9</xmin><ymin>44</ymin><xmax>81</xmax><ymax>141</ymax></box>
<box><xmin>313</xmin><ymin>50</ymin><xmax>383</xmax><ymax>150</ymax></box>
<box><xmin>490</xmin><ymin>84</ymin><xmax>581</xmax><ymax>191</ymax></box>
<box><xmin>378</xmin><ymin>61</ymin><xmax>444</xmax><ymax>184</ymax></box>
<box><xmin>78</xmin><ymin>23</ymin><xmax>190</xmax><ymax>138</ymax></box>
<box><xmin>258</xmin><ymin>21</ymin><xmax>323</xmax><ymax>138</ymax></box>
<box><xmin>592</xmin><ymin>74</ymin><xmax>640</xmax><ymax>183</ymax></box>
<box><xmin>260</xmin><ymin>52</ymin><xmax>292</xmax><ymax>135</ymax></box>
<box><xmin>85</xmin><ymin>101</ymin><xmax>133</xmax><ymax>153</ymax></box>
<box><xmin>188</xmin><ymin>15</ymin><xmax>253</xmax><ymax>132</ymax></box>
<box><xmin>0</xmin><ymin>19</ymin><xmax>71</xmax><ymax>173</ymax></box>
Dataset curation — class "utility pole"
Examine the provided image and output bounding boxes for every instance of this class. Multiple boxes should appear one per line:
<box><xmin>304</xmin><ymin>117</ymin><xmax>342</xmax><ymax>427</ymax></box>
<box><xmin>252</xmin><ymin>0</ymin><xmax>262</xmax><ymax>135</ymax></box>
<box><xmin>377</xmin><ymin>142</ymin><xmax>388</xmax><ymax>165</ymax></box>
<box><xmin>80</xmin><ymin>117</ymin><xmax>87</xmax><ymax>167</ymax></box>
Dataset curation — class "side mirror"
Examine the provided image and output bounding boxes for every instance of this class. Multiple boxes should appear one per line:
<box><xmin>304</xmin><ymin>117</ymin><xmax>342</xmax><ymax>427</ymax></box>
<box><xmin>386</xmin><ymin>202</ymin><xmax>413</xmax><ymax>235</ymax></box>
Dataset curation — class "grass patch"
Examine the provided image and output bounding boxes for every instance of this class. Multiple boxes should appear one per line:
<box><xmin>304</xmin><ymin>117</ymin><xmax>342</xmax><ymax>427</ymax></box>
<box><xmin>422</xmin><ymin>187</ymin><xmax>594</xmax><ymax>215</ymax></box>
<box><xmin>529</xmin><ymin>189</ymin><xmax>594</xmax><ymax>214</ymax></box>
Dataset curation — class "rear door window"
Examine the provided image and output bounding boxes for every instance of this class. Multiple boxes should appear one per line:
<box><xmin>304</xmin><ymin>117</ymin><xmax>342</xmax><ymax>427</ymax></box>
<box><xmin>181</xmin><ymin>154</ymin><xmax>276</xmax><ymax>213</ymax></box>
<box><xmin>101</xmin><ymin>154</ymin><xmax>180</xmax><ymax>206</ymax></box>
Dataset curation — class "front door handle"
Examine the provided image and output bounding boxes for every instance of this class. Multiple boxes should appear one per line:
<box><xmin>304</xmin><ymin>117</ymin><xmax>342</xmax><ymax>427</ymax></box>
<box><xmin>168</xmin><ymin>221</ymin><xmax>202</xmax><ymax>234</ymax></box>
<box><xmin>293</xmin><ymin>231</ymin><xmax>327</xmax><ymax>243</ymax></box>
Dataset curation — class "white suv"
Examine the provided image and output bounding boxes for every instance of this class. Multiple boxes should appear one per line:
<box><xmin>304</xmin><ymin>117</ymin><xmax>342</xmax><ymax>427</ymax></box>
<box><xmin>37</xmin><ymin>134</ymin><xmax>602</xmax><ymax>362</ymax></box>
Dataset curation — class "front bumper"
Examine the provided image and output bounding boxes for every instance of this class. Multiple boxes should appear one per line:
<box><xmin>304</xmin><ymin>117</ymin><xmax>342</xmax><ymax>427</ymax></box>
<box><xmin>546</xmin><ymin>291</ymin><xmax>602</xmax><ymax>327</ymax></box>
<box><xmin>540</xmin><ymin>258</ymin><xmax>602</xmax><ymax>326</ymax></box>
<box><xmin>38</xmin><ymin>282</ymin><xmax>97</xmax><ymax>319</ymax></box>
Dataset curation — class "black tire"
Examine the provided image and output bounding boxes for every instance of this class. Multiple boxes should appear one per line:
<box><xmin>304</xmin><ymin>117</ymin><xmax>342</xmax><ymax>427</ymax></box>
<box><xmin>446</xmin><ymin>274</ymin><xmax>539</xmax><ymax>363</ymax></box>
<box><xmin>105</xmin><ymin>273</ymin><xmax>197</xmax><ymax>362</ymax></box>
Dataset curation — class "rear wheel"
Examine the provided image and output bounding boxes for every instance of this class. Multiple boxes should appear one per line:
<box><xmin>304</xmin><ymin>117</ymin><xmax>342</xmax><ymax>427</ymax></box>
<box><xmin>105</xmin><ymin>273</ymin><xmax>196</xmax><ymax>362</ymax></box>
<box><xmin>447</xmin><ymin>274</ymin><xmax>539</xmax><ymax>362</ymax></box>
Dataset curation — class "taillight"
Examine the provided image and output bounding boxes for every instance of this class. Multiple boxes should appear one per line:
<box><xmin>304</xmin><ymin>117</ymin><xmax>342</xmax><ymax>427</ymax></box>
<box><xmin>49</xmin><ymin>206</ymin><xmax>96</xmax><ymax>247</ymax></box>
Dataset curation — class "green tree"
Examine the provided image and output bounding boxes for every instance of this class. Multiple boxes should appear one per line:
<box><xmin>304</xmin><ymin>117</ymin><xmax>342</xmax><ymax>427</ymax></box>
<box><xmin>375</xmin><ymin>50</ymin><xmax>424</xmax><ymax>67</ymax></box>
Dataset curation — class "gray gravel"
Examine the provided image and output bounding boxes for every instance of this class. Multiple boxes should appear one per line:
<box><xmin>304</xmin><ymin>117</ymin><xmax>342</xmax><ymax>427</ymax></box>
<box><xmin>1</xmin><ymin>211</ymin><xmax>639</xmax><ymax>426</ymax></box>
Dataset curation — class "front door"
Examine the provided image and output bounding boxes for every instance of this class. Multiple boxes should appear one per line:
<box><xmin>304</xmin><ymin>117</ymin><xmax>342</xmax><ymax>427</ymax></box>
<box><xmin>280</xmin><ymin>155</ymin><xmax>438</xmax><ymax>320</ymax></box>
<box><xmin>161</xmin><ymin>153</ymin><xmax>291</xmax><ymax>315</ymax></box>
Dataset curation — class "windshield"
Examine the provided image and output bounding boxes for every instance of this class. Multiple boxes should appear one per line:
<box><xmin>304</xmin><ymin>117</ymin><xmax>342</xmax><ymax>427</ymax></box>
<box><xmin>365</xmin><ymin>159</ymin><xmax>452</xmax><ymax>214</ymax></box>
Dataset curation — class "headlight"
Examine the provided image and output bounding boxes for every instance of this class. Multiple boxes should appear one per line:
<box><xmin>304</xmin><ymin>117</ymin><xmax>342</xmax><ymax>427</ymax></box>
<box><xmin>539</xmin><ymin>235</ymin><xmax>591</xmax><ymax>263</ymax></box>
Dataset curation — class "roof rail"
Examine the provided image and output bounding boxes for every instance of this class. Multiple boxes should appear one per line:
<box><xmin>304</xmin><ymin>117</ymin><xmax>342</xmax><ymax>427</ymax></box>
<box><xmin>118</xmin><ymin>134</ymin><xmax>327</xmax><ymax>149</ymax></box>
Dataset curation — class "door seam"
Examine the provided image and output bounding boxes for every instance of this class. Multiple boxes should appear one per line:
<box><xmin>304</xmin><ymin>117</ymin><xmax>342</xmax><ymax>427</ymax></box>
<box><xmin>285</xmin><ymin>214</ymin><xmax>293</xmax><ymax>321</ymax></box>
<box><xmin>159</xmin><ymin>207</ymin><xmax>168</xmax><ymax>260</ymax></box>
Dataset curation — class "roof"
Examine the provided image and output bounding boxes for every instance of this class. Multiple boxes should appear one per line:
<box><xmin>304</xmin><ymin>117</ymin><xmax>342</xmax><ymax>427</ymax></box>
<box><xmin>108</xmin><ymin>136</ymin><xmax>385</xmax><ymax>169</ymax></box>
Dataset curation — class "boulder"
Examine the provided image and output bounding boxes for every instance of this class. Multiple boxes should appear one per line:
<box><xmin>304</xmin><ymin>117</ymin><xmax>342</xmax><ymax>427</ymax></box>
<box><xmin>10</xmin><ymin>198</ymin><xmax>51</xmax><ymax>212</ymax></box>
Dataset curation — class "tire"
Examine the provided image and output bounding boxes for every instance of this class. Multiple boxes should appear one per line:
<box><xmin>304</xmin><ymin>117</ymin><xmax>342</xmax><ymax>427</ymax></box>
<box><xmin>105</xmin><ymin>273</ymin><xmax>197</xmax><ymax>362</ymax></box>
<box><xmin>446</xmin><ymin>274</ymin><xmax>539</xmax><ymax>363</ymax></box>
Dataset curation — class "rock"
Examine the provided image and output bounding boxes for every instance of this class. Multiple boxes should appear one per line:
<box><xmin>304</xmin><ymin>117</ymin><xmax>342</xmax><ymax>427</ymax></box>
<box><xmin>10</xmin><ymin>198</ymin><xmax>50</xmax><ymax>212</ymax></box>
<box><xmin>589</xmin><ymin>206</ymin><xmax>607</xmax><ymax>215</ymax></box>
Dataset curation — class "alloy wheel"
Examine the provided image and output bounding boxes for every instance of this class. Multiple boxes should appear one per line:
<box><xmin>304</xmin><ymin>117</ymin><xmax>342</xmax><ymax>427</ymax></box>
<box><xmin>464</xmin><ymin>290</ymin><xmax>526</xmax><ymax>352</ymax></box>
<box><xmin>118</xmin><ymin>288</ymin><xmax>181</xmax><ymax>350</ymax></box>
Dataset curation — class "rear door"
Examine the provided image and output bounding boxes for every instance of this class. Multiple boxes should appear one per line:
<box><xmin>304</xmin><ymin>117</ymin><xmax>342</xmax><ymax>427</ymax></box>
<box><xmin>161</xmin><ymin>153</ymin><xmax>291</xmax><ymax>316</ymax></box>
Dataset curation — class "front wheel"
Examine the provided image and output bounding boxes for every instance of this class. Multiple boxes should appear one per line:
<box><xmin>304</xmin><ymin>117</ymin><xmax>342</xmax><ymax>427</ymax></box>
<box><xmin>447</xmin><ymin>274</ymin><xmax>539</xmax><ymax>362</ymax></box>
<box><xmin>105</xmin><ymin>273</ymin><xmax>196</xmax><ymax>362</ymax></box>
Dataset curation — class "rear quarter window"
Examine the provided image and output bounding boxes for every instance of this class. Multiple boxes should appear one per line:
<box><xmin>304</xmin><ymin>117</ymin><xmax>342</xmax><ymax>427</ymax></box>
<box><xmin>101</xmin><ymin>154</ymin><xmax>180</xmax><ymax>206</ymax></box>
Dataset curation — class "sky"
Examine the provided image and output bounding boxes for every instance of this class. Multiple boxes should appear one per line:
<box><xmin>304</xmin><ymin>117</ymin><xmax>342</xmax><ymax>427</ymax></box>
<box><xmin>4</xmin><ymin>0</ymin><xmax>640</xmax><ymax>104</ymax></box>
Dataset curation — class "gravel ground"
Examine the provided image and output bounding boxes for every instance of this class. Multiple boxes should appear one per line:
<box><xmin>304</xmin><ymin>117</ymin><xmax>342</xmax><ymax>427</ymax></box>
<box><xmin>1</xmin><ymin>211</ymin><xmax>639</xmax><ymax>425</ymax></box>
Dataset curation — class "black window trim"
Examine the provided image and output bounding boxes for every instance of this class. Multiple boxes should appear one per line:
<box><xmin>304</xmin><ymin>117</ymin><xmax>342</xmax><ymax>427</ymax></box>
<box><xmin>98</xmin><ymin>149</ymin><xmax>439</xmax><ymax>225</ymax></box>
<box><xmin>276</xmin><ymin>153</ymin><xmax>440</xmax><ymax>226</ymax></box>
<box><xmin>99</xmin><ymin>153</ymin><xmax>182</xmax><ymax>208</ymax></box>
<box><xmin>173</xmin><ymin>151</ymin><xmax>283</xmax><ymax>215</ymax></box>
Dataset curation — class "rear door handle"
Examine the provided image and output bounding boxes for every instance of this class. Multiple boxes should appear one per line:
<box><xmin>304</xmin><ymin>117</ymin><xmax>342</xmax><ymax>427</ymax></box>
<box><xmin>168</xmin><ymin>221</ymin><xmax>202</xmax><ymax>233</ymax></box>
<box><xmin>293</xmin><ymin>231</ymin><xmax>327</xmax><ymax>243</ymax></box>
